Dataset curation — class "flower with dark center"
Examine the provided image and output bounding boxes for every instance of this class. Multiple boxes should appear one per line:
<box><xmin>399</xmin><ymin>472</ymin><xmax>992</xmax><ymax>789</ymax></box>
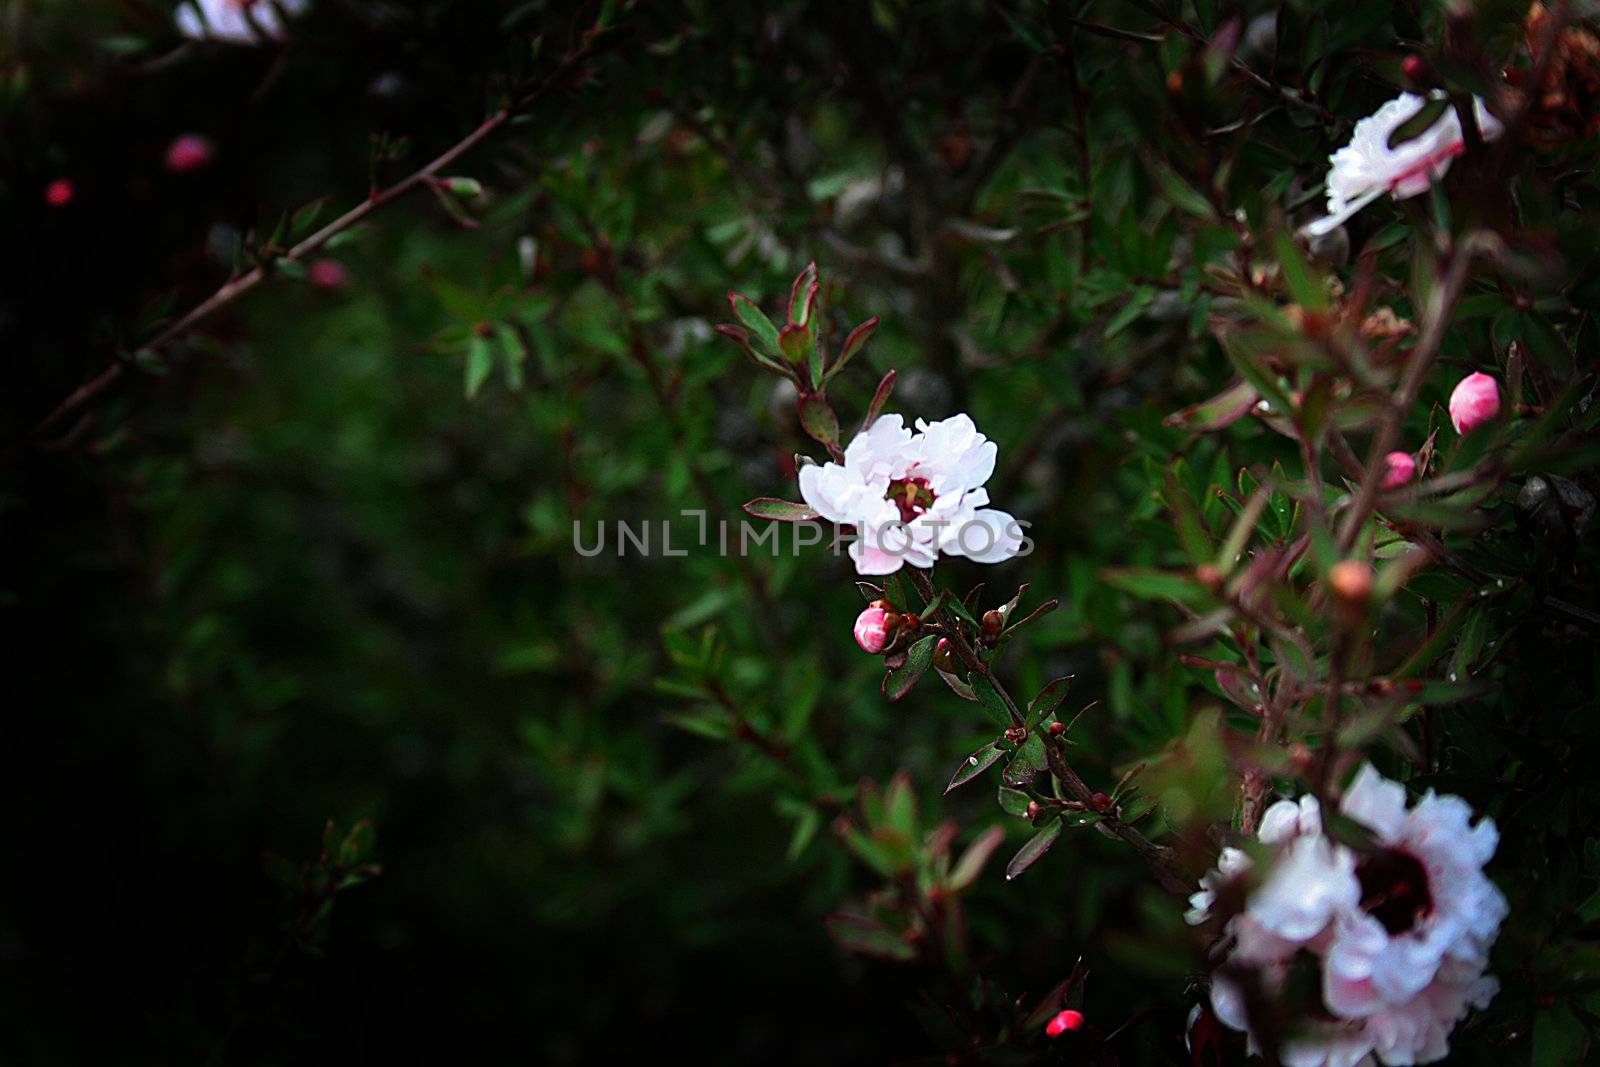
<box><xmin>1187</xmin><ymin>766</ymin><xmax>1506</xmax><ymax>1066</ymax></box>
<box><xmin>1354</xmin><ymin>848</ymin><xmax>1432</xmax><ymax>935</ymax></box>
<box><xmin>797</xmin><ymin>413</ymin><xmax>1024</xmax><ymax>575</ymax></box>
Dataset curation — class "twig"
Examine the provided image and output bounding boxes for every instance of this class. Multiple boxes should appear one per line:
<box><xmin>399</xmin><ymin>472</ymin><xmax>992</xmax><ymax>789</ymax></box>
<box><xmin>33</xmin><ymin>40</ymin><xmax>608</xmax><ymax>440</ymax></box>
<box><xmin>905</xmin><ymin>567</ymin><xmax>1190</xmax><ymax>892</ymax></box>
<box><xmin>1334</xmin><ymin>235</ymin><xmax>1488</xmax><ymax>553</ymax></box>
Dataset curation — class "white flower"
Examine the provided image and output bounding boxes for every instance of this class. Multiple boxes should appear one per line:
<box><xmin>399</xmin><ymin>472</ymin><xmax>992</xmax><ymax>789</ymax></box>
<box><xmin>1322</xmin><ymin>765</ymin><xmax>1507</xmax><ymax>1020</ymax></box>
<box><xmin>177</xmin><ymin>0</ymin><xmax>308</xmax><ymax>43</ymax></box>
<box><xmin>798</xmin><ymin>413</ymin><xmax>1024</xmax><ymax>575</ymax></box>
<box><xmin>1303</xmin><ymin>93</ymin><xmax>1503</xmax><ymax>237</ymax></box>
<box><xmin>1190</xmin><ymin>766</ymin><xmax>1505</xmax><ymax>1066</ymax></box>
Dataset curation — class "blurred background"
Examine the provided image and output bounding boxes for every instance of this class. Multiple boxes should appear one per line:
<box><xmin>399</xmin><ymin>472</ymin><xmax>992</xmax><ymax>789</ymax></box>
<box><xmin>4</xmin><ymin>2</ymin><xmax>1597</xmax><ymax>1064</ymax></box>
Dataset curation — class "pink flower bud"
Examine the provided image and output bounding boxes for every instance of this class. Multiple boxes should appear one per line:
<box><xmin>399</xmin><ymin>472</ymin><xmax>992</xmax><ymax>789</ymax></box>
<box><xmin>853</xmin><ymin>604</ymin><xmax>895</xmax><ymax>653</ymax></box>
<box><xmin>1448</xmin><ymin>372</ymin><xmax>1500</xmax><ymax>435</ymax></box>
<box><xmin>1045</xmin><ymin>1009</ymin><xmax>1085</xmax><ymax>1038</ymax></box>
<box><xmin>1380</xmin><ymin>451</ymin><xmax>1417</xmax><ymax>491</ymax></box>
<box><xmin>308</xmin><ymin>259</ymin><xmax>349</xmax><ymax>291</ymax></box>
<box><xmin>44</xmin><ymin>178</ymin><xmax>73</xmax><ymax>208</ymax></box>
<box><xmin>164</xmin><ymin>134</ymin><xmax>215</xmax><ymax>174</ymax></box>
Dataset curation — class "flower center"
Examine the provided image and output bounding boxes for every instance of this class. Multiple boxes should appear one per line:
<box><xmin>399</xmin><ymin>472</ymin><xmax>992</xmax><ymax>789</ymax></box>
<box><xmin>1355</xmin><ymin>847</ymin><xmax>1432</xmax><ymax>935</ymax></box>
<box><xmin>885</xmin><ymin>477</ymin><xmax>936</xmax><ymax>524</ymax></box>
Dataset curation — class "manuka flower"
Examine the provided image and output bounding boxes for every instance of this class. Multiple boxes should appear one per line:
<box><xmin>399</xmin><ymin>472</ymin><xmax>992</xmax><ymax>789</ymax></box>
<box><xmin>1303</xmin><ymin>93</ymin><xmax>1503</xmax><ymax>237</ymax></box>
<box><xmin>1321</xmin><ymin>765</ymin><xmax>1506</xmax><ymax>1059</ymax></box>
<box><xmin>1188</xmin><ymin>767</ymin><xmax>1505</xmax><ymax>1067</ymax></box>
<box><xmin>798</xmin><ymin>413</ymin><xmax>1024</xmax><ymax>575</ymax></box>
<box><xmin>177</xmin><ymin>0</ymin><xmax>308</xmax><ymax>44</ymax></box>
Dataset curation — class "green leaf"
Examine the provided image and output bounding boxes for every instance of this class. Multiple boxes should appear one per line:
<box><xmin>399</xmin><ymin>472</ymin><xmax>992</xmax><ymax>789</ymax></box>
<box><xmin>997</xmin><ymin>786</ymin><xmax>1031</xmax><ymax>818</ymax></box>
<box><xmin>787</xmin><ymin>262</ymin><xmax>818</xmax><ymax>326</ymax></box>
<box><xmin>825</xmin><ymin>913</ymin><xmax>915</xmax><ymax>961</ymax></box>
<box><xmin>715</xmin><ymin>323</ymin><xmax>789</xmax><ymax>375</ymax></box>
<box><xmin>1148</xmin><ymin>160</ymin><xmax>1217</xmax><ymax>220</ymax></box>
<box><xmin>971</xmin><ymin>675</ymin><xmax>1015</xmax><ymax>728</ymax></box>
<box><xmin>727</xmin><ymin>292</ymin><xmax>782</xmax><ymax>355</ymax></box>
<box><xmin>798</xmin><ymin>394</ymin><xmax>840</xmax><ymax>449</ymax></box>
<box><xmin>946</xmin><ymin>741</ymin><xmax>1006</xmax><ymax>793</ymax></box>
<box><xmin>1165</xmin><ymin>379</ymin><xmax>1259</xmax><ymax>432</ymax></box>
<box><xmin>338</xmin><ymin>820</ymin><xmax>376</xmax><ymax>867</ymax></box>
<box><xmin>1533</xmin><ymin>1002</ymin><xmax>1586</xmax><ymax>1067</ymax></box>
<box><xmin>1005</xmin><ymin>820</ymin><xmax>1062</xmax><ymax>881</ymax></box>
<box><xmin>884</xmin><ymin>572</ymin><xmax>909</xmax><ymax>612</ymax></box>
<box><xmin>787</xmin><ymin>807</ymin><xmax>822</xmax><ymax>861</ymax></box>
<box><xmin>863</xmin><ymin>369</ymin><xmax>896</xmax><ymax>427</ymax></box>
<box><xmin>884</xmin><ymin>634</ymin><xmax>937</xmax><ymax>701</ymax></box>
<box><xmin>1274</xmin><ymin>229</ymin><xmax>1328</xmax><ymax>313</ymax></box>
<box><xmin>440</xmin><ymin>176</ymin><xmax>483</xmax><ymax>198</ymax></box>
<box><xmin>465</xmin><ymin>334</ymin><xmax>494</xmax><ymax>399</ymax></box>
<box><xmin>947</xmin><ymin>825</ymin><xmax>1005</xmax><ymax>891</ymax></box>
<box><xmin>1100</xmin><ymin>567</ymin><xmax>1210</xmax><ymax>606</ymax></box>
<box><xmin>1219</xmin><ymin>331</ymin><xmax>1295</xmax><ymax>418</ymax></box>
<box><xmin>778</xmin><ymin>323</ymin><xmax>812</xmax><ymax>367</ymax></box>
<box><xmin>1026</xmin><ymin>676</ymin><xmax>1074</xmax><ymax>729</ymax></box>
<box><xmin>825</xmin><ymin>316</ymin><xmax>880</xmax><ymax>383</ymax></box>
<box><xmin>741</xmin><ymin>498</ymin><xmax>820</xmax><ymax>522</ymax></box>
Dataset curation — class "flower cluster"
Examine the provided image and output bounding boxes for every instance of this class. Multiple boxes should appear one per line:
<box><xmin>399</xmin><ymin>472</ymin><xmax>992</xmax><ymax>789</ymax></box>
<box><xmin>1188</xmin><ymin>766</ymin><xmax>1506</xmax><ymax>1066</ymax></box>
<box><xmin>798</xmin><ymin>413</ymin><xmax>1024</xmax><ymax>575</ymax></box>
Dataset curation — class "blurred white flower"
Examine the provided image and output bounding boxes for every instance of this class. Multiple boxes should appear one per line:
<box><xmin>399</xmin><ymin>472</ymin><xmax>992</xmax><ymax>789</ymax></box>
<box><xmin>1322</xmin><ymin>766</ymin><xmax>1506</xmax><ymax>1039</ymax></box>
<box><xmin>1303</xmin><ymin>93</ymin><xmax>1502</xmax><ymax>237</ymax></box>
<box><xmin>177</xmin><ymin>0</ymin><xmax>308</xmax><ymax>44</ymax></box>
<box><xmin>1189</xmin><ymin>766</ymin><xmax>1505</xmax><ymax>1066</ymax></box>
<box><xmin>798</xmin><ymin>414</ymin><xmax>1023</xmax><ymax>575</ymax></box>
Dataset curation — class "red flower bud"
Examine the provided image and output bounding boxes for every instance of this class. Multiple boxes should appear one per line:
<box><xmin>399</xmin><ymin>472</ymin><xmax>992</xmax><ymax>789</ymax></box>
<box><xmin>1449</xmin><ymin>372</ymin><xmax>1501</xmax><ymax>435</ymax></box>
<box><xmin>980</xmin><ymin>608</ymin><xmax>1004</xmax><ymax>641</ymax></box>
<box><xmin>164</xmin><ymin>134</ymin><xmax>215</xmax><ymax>174</ymax></box>
<box><xmin>1090</xmin><ymin>792</ymin><xmax>1111</xmax><ymax>812</ymax></box>
<box><xmin>44</xmin><ymin>178</ymin><xmax>73</xmax><ymax>208</ymax></box>
<box><xmin>1045</xmin><ymin>1009</ymin><xmax>1085</xmax><ymax>1037</ymax></box>
<box><xmin>1048</xmin><ymin>721</ymin><xmax>1066</xmax><ymax>736</ymax></box>
<box><xmin>1380</xmin><ymin>451</ymin><xmax>1417</xmax><ymax>491</ymax></box>
<box><xmin>854</xmin><ymin>603</ymin><xmax>897</xmax><ymax>653</ymax></box>
<box><xmin>308</xmin><ymin>259</ymin><xmax>349</xmax><ymax>291</ymax></box>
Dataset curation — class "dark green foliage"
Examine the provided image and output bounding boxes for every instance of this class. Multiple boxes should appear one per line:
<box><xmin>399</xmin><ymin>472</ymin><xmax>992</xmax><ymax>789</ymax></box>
<box><xmin>4</xmin><ymin>2</ymin><xmax>1600</xmax><ymax>1065</ymax></box>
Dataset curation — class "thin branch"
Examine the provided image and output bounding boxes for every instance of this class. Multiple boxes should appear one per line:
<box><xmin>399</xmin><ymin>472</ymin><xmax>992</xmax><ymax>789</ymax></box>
<box><xmin>905</xmin><ymin>567</ymin><xmax>1190</xmax><ymax>893</ymax></box>
<box><xmin>33</xmin><ymin>40</ymin><xmax>609</xmax><ymax>440</ymax></box>
<box><xmin>1335</xmin><ymin>234</ymin><xmax>1490</xmax><ymax>553</ymax></box>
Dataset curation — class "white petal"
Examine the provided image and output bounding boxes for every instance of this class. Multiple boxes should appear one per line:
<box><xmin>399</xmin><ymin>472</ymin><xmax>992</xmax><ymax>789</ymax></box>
<box><xmin>942</xmin><ymin>508</ymin><xmax>1023</xmax><ymax>564</ymax></box>
<box><xmin>1340</xmin><ymin>763</ymin><xmax>1408</xmax><ymax>840</ymax></box>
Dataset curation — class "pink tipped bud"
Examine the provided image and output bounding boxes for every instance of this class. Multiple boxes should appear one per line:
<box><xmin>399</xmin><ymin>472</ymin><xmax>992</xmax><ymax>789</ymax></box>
<box><xmin>1401</xmin><ymin>55</ymin><xmax>1429</xmax><ymax>83</ymax></box>
<box><xmin>164</xmin><ymin>134</ymin><xmax>215</xmax><ymax>173</ymax></box>
<box><xmin>1380</xmin><ymin>451</ymin><xmax>1417</xmax><ymax>491</ymax></box>
<box><xmin>44</xmin><ymin>178</ymin><xmax>73</xmax><ymax>208</ymax></box>
<box><xmin>853</xmin><ymin>603</ymin><xmax>896</xmax><ymax>653</ymax></box>
<box><xmin>1449</xmin><ymin>372</ymin><xmax>1501</xmax><ymax>435</ymax></box>
<box><xmin>1045</xmin><ymin>1009</ymin><xmax>1085</xmax><ymax>1038</ymax></box>
<box><xmin>308</xmin><ymin>259</ymin><xmax>349</xmax><ymax>291</ymax></box>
